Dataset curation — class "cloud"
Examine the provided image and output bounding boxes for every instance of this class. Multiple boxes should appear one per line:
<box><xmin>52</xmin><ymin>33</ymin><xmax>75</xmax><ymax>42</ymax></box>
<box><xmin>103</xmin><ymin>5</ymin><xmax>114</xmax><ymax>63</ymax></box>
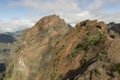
<box><xmin>9</xmin><ymin>0</ymin><xmax>80</xmax><ymax>13</ymax></box>
<box><xmin>1</xmin><ymin>0</ymin><xmax>120</xmax><ymax>32</ymax></box>
<box><xmin>58</xmin><ymin>11</ymin><xmax>94</xmax><ymax>24</ymax></box>
<box><xmin>0</xmin><ymin>18</ymin><xmax>35</xmax><ymax>33</ymax></box>
<box><xmin>87</xmin><ymin>0</ymin><xmax>104</xmax><ymax>12</ymax></box>
<box><xmin>87</xmin><ymin>0</ymin><xmax>120</xmax><ymax>12</ymax></box>
<box><xmin>9</xmin><ymin>0</ymin><xmax>120</xmax><ymax>21</ymax></box>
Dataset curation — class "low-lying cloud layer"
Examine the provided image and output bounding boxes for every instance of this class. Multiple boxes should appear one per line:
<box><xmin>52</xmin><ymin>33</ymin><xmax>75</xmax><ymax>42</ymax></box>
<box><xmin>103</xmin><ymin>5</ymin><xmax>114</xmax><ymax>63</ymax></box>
<box><xmin>0</xmin><ymin>18</ymin><xmax>34</xmax><ymax>33</ymax></box>
<box><xmin>0</xmin><ymin>0</ymin><xmax>120</xmax><ymax>33</ymax></box>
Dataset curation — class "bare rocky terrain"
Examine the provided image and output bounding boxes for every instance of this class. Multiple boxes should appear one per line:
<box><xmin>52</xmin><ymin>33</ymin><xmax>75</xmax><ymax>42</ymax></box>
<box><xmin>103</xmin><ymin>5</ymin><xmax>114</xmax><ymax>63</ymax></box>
<box><xmin>3</xmin><ymin>15</ymin><xmax>120</xmax><ymax>80</ymax></box>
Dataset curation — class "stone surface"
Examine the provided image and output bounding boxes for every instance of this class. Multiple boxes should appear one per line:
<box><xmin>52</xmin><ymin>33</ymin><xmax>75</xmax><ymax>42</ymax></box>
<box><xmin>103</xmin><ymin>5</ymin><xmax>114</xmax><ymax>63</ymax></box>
<box><xmin>108</xmin><ymin>37</ymin><xmax>120</xmax><ymax>63</ymax></box>
<box><xmin>4</xmin><ymin>16</ymin><xmax>120</xmax><ymax>80</ymax></box>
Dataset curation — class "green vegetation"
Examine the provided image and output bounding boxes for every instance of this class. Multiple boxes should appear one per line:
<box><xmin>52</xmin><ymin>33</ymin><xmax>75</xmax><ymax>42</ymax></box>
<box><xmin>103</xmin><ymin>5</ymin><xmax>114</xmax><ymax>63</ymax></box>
<box><xmin>97</xmin><ymin>50</ymin><xmax>107</xmax><ymax>61</ymax></box>
<box><xmin>79</xmin><ymin>57</ymin><xmax>87</xmax><ymax>68</ymax></box>
<box><xmin>50</xmin><ymin>73</ymin><xmax>63</xmax><ymax>80</ymax></box>
<box><xmin>56</xmin><ymin>40</ymin><xmax>59</xmax><ymax>45</ymax></box>
<box><xmin>0</xmin><ymin>43</ymin><xmax>11</xmax><ymax>55</ymax></box>
<box><xmin>86</xmin><ymin>26</ymin><xmax>94</xmax><ymax>31</ymax></box>
<box><xmin>50</xmin><ymin>73</ymin><xmax>57</xmax><ymax>80</ymax></box>
<box><xmin>58</xmin><ymin>74</ymin><xmax>63</xmax><ymax>80</ymax></box>
<box><xmin>55</xmin><ymin>45</ymin><xmax>65</xmax><ymax>55</ymax></box>
<box><xmin>68</xmin><ymin>32</ymin><xmax>105</xmax><ymax>57</ymax></box>
<box><xmin>5</xmin><ymin>63</ymin><xmax>14</xmax><ymax>79</ymax></box>
<box><xmin>111</xmin><ymin>64</ymin><xmax>120</xmax><ymax>77</ymax></box>
<box><xmin>15</xmin><ymin>45</ymin><xmax>24</xmax><ymax>55</ymax></box>
<box><xmin>68</xmin><ymin>48</ymin><xmax>81</xmax><ymax>57</ymax></box>
<box><xmin>80</xmin><ymin>32</ymin><xmax>104</xmax><ymax>51</ymax></box>
<box><xmin>0</xmin><ymin>42</ymin><xmax>13</xmax><ymax>80</ymax></box>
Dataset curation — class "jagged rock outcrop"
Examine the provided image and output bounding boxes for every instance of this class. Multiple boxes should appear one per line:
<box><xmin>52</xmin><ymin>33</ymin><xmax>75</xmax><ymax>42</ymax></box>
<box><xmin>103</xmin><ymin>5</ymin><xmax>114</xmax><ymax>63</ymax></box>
<box><xmin>108</xmin><ymin>22</ymin><xmax>120</xmax><ymax>36</ymax></box>
<box><xmin>5</xmin><ymin>15</ymin><xmax>120</xmax><ymax>80</ymax></box>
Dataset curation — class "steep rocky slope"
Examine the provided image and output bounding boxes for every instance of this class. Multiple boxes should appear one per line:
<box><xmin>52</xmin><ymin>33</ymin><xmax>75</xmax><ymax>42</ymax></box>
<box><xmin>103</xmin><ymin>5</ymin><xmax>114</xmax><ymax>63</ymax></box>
<box><xmin>5</xmin><ymin>15</ymin><xmax>120</xmax><ymax>80</ymax></box>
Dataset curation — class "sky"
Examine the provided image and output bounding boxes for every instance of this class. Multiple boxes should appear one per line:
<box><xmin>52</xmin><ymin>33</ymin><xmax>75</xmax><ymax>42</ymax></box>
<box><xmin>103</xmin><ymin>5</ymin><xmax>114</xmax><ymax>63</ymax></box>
<box><xmin>0</xmin><ymin>0</ymin><xmax>120</xmax><ymax>33</ymax></box>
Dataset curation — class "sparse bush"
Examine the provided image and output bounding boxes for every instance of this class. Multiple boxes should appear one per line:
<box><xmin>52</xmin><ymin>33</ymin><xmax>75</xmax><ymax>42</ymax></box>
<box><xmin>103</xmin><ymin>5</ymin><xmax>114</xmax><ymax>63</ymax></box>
<box><xmin>108</xmin><ymin>64</ymin><xmax>120</xmax><ymax>77</ymax></box>
<box><xmin>68</xmin><ymin>32</ymin><xmax>104</xmax><ymax>57</ymax></box>
<box><xmin>50</xmin><ymin>73</ymin><xmax>57</xmax><ymax>80</ymax></box>
<box><xmin>97</xmin><ymin>50</ymin><xmax>107</xmax><ymax>61</ymax></box>
<box><xmin>113</xmin><ymin>64</ymin><xmax>120</xmax><ymax>72</ymax></box>
<box><xmin>56</xmin><ymin>40</ymin><xmax>59</xmax><ymax>45</ymax></box>
<box><xmin>83</xmin><ymin>32</ymin><xmax>104</xmax><ymax>48</ymax></box>
<box><xmin>82</xmin><ymin>32</ymin><xmax>104</xmax><ymax>49</ymax></box>
<box><xmin>68</xmin><ymin>49</ymin><xmax>81</xmax><ymax>57</ymax></box>
<box><xmin>58</xmin><ymin>74</ymin><xmax>63</xmax><ymax>80</ymax></box>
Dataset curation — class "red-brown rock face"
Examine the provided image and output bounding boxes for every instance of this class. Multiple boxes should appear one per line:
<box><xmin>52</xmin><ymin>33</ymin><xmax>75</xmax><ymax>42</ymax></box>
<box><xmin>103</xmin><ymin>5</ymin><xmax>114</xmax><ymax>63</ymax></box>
<box><xmin>5</xmin><ymin>15</ymin><xmax>120</xmax><ymax>80</ymax></box>
<box><xmin>25</xmin><ymin>15</ymin><xmax>69</xmax><ymax>39</ymax></box>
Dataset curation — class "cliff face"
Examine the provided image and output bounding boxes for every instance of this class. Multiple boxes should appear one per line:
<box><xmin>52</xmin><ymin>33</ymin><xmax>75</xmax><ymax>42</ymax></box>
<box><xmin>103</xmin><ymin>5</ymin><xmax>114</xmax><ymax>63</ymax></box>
<box><xmin>5</xmin><ymin>15</ymin><xmax>120</xmax><ymax>80</ymax></box>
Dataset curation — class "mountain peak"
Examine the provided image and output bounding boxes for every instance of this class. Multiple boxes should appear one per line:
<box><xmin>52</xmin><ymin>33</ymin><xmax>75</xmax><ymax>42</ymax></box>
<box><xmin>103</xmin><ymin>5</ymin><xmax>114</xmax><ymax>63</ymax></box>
<box><xmin>24</xmin><ymin>15</ymin><xmax>69</xmax><ymax>39</ymax></box>
<box><xmin>5</xmin><ymin>15</ymin><xmax>120</xmax><ymax>80</ymax></box>
<box><xmin>37</xmin><ymin>15</ymin><xmax>65</xmax><ymax>30</ymax></box>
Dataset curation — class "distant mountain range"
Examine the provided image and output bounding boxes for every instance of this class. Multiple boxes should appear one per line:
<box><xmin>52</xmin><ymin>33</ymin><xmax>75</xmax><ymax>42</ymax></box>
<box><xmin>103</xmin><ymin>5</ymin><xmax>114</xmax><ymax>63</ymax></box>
<box><xmin>0</xmin><ymin>29</ymin><xmax>26</xmax><ymax>43</ymax></box>
<box><xmin>0</xmin><ymin>34</ymin><xmax>16</xmax><ymax>43</ymax></box>
<box><xmin>108</xmin><ymin>22</ymin><xmax>120</xmax><ymax>35</ymax></box>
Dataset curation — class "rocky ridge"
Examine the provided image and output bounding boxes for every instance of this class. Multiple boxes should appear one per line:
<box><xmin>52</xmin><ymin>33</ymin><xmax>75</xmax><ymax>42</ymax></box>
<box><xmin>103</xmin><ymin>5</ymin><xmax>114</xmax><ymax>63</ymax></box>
<box><xmin>4</xmin><ymin>15</ymin><xmax>120</xmax><ymax>80</ymax></box>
